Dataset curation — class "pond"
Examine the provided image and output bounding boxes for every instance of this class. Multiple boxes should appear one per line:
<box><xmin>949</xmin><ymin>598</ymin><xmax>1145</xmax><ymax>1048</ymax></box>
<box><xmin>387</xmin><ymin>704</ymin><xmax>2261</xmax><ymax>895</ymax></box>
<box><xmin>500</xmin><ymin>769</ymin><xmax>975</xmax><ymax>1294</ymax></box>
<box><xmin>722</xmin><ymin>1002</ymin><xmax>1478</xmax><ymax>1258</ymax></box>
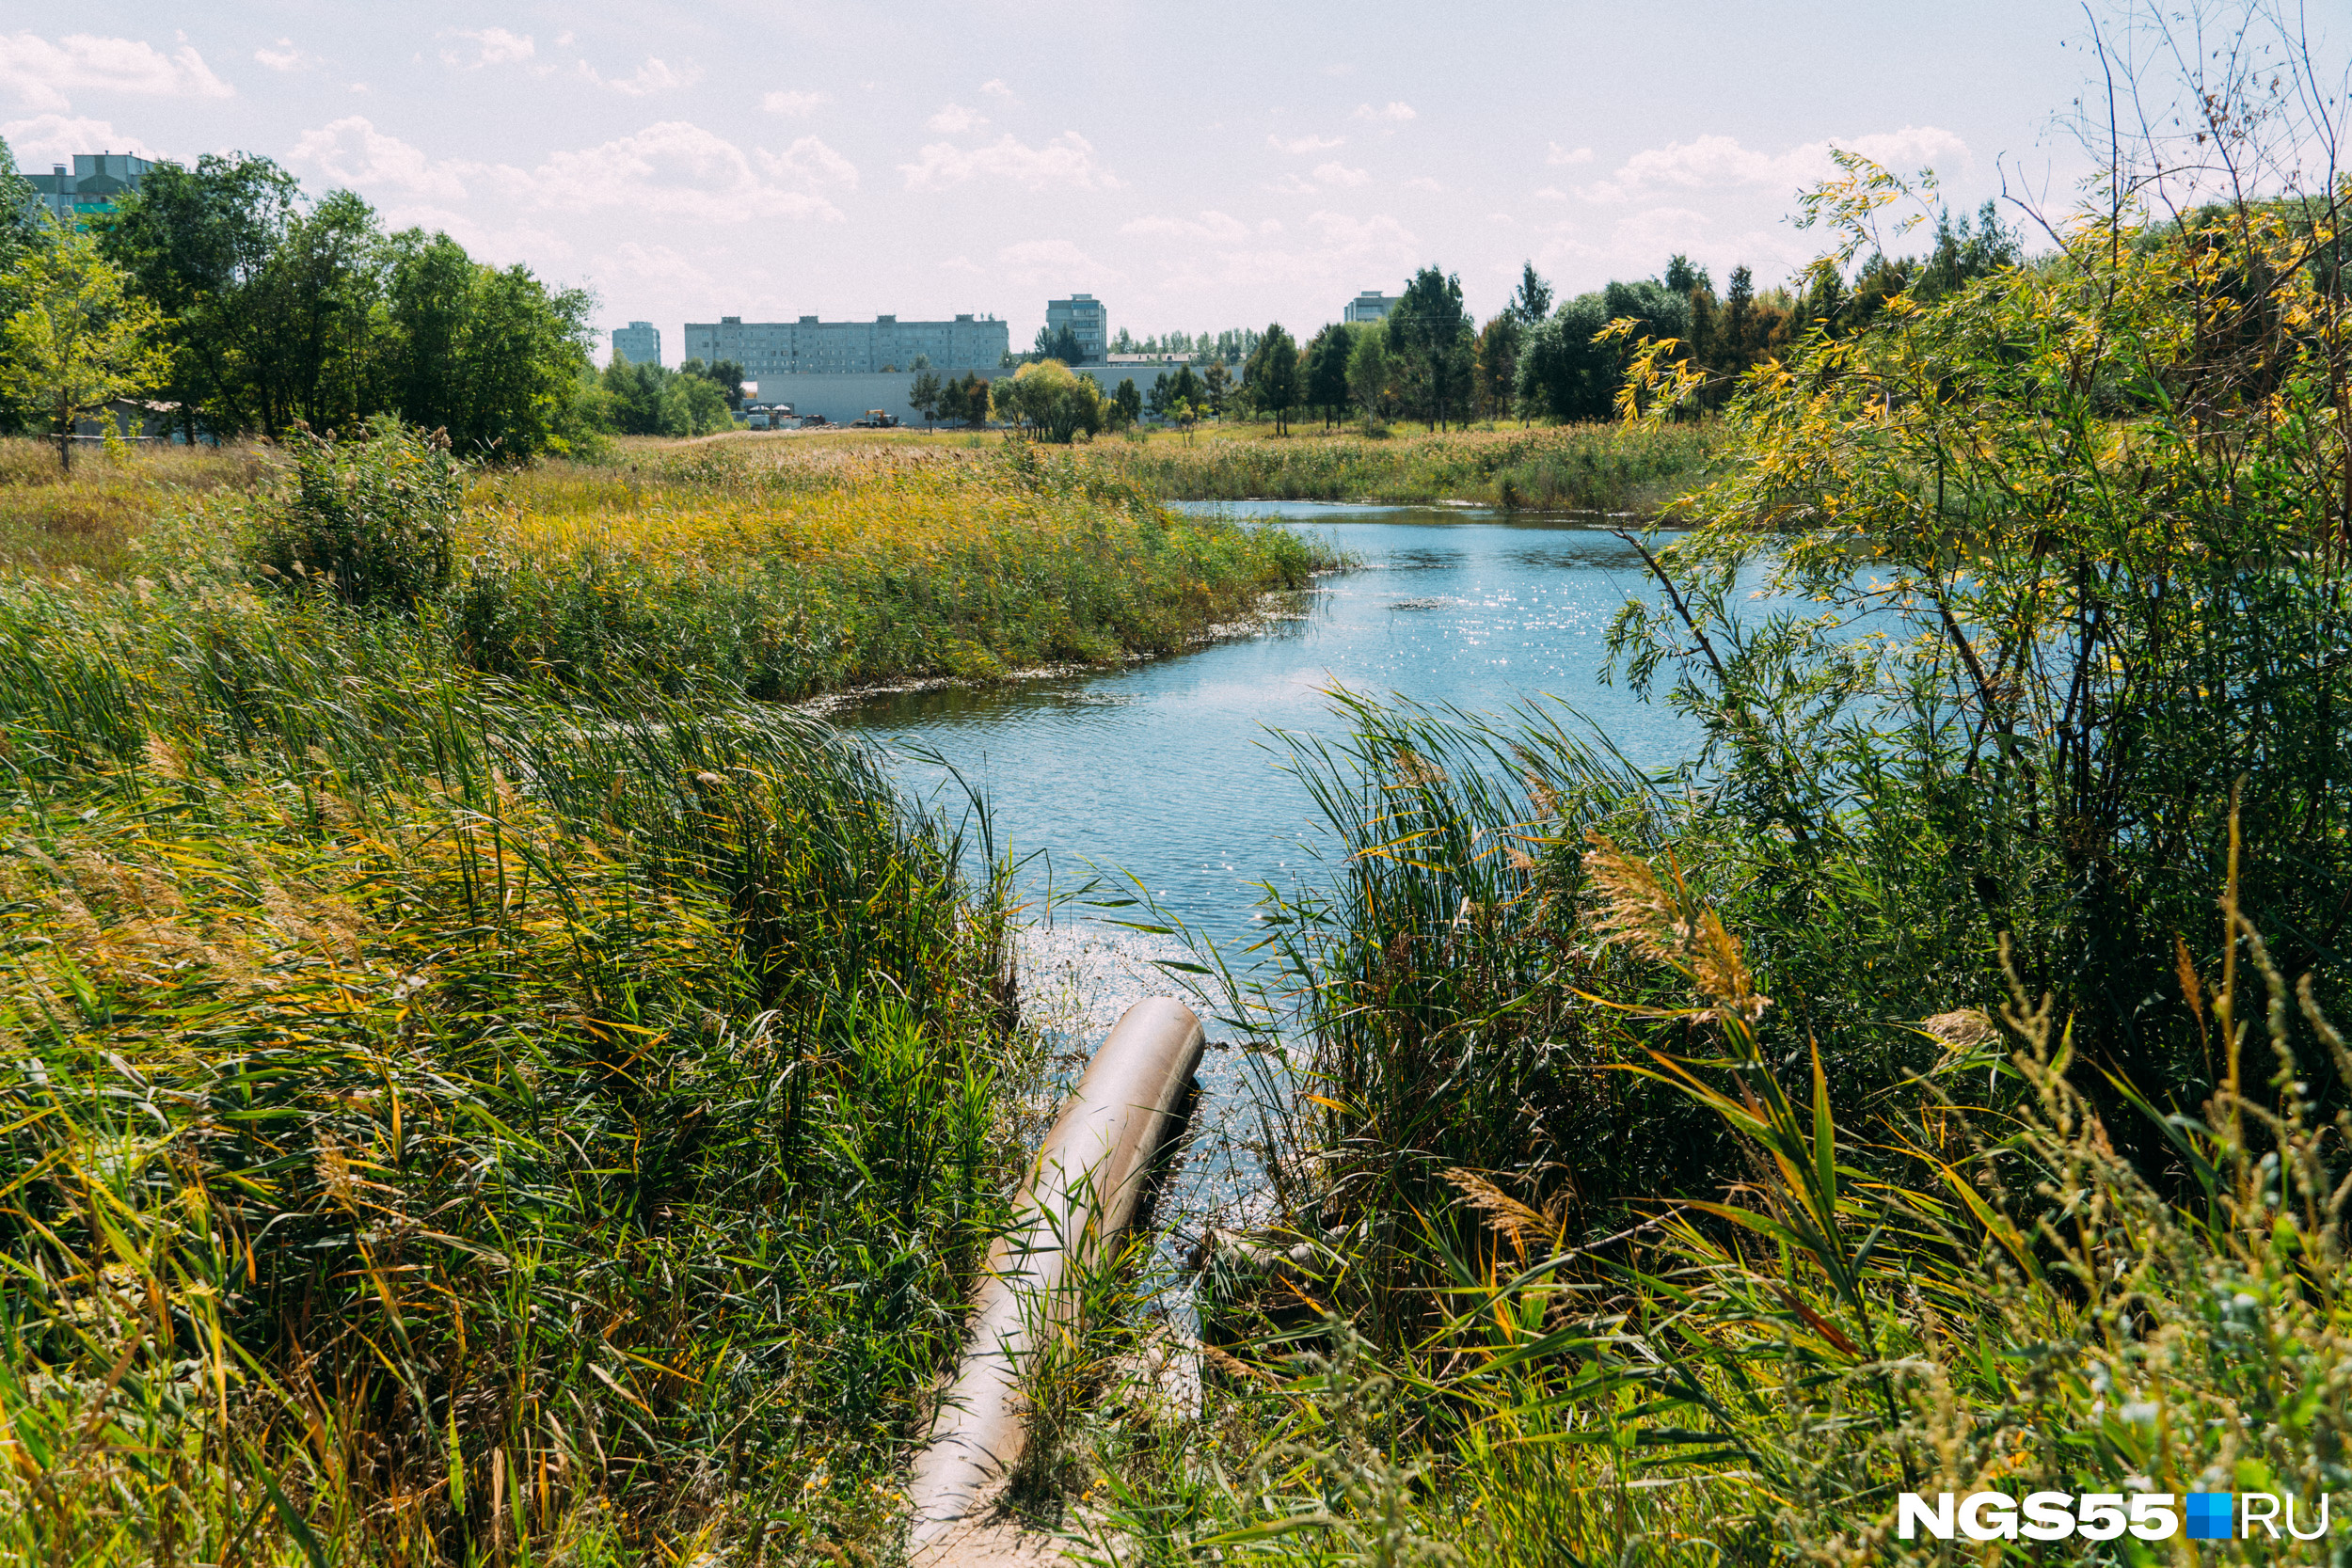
<box><xmin>831</xmin><ymin>500</ymin><xmax>1694</xmax><ymax>954</ymax></box>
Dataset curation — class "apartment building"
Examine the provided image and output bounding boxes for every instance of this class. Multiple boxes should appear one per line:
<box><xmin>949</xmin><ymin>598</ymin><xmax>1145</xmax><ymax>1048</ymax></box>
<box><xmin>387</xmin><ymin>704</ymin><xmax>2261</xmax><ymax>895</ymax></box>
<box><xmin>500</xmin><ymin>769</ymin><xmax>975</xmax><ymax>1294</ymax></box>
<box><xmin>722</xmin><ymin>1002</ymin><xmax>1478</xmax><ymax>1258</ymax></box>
<box><xmin>682</xmin><ymin>313</ymin><xmax>1008</xmax><ymax>377</ymax></box>
<box><xmin>1044</xmin><ymin>293</ymin><xmax>1106</xmax><ymax>362</ymax></box>
<box><xmin>25</xmin><ymin>152</ymin><xmax>154</xmax><ymax>224</ymax></box>
<box><xmin>611</xmin><ymin>322</ymin><xmax>661</xmax><ymax>366</ymax></box>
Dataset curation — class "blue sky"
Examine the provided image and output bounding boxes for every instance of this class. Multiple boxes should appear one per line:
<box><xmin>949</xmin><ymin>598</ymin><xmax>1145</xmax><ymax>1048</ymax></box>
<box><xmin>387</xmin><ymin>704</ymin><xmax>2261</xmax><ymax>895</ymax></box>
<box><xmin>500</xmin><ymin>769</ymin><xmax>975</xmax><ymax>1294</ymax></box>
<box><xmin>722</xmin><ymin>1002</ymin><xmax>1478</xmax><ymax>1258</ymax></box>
<box><xmin>2</xmin><ymin>3</ymin><xmax>2112</xmax><ymax>356</ymax></box>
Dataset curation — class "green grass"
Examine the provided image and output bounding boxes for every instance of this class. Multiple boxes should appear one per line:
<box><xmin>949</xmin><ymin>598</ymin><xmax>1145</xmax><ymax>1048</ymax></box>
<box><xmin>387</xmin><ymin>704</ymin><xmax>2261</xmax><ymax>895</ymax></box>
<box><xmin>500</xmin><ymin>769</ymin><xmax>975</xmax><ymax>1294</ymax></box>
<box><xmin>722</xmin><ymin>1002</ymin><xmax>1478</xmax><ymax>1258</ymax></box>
<box><xmin>0</xmin><ymin>556</ymin><xmax>1040</xmax><ymax>1563</ymax></box>
<box><xmin>1080</xmin><ymin>421</ymin><xmax>1718</xmax><ymax>512</ymax></box>
<box><xmin>1045</xmin><ymin>699</ymin><xmax>2352</xmax><ymax>1566</ymax></box>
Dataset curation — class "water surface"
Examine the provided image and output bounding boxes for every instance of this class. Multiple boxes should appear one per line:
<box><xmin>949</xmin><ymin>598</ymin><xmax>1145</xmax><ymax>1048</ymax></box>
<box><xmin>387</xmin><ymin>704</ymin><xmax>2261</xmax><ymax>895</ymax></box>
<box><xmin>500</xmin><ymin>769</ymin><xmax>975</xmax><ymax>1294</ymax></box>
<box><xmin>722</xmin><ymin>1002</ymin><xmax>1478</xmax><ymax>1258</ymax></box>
<box><xmin>834</xmin><ymin>501</ymin><xmax>1692</xmax><ymax>955</ymax></box>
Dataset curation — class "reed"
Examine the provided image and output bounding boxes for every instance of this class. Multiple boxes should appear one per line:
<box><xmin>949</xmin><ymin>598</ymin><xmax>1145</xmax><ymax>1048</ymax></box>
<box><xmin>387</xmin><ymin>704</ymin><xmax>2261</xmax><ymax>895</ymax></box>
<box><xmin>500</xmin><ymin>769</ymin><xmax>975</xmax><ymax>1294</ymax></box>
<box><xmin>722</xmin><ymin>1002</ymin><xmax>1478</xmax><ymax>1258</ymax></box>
<box><xmin>0</xmin><ymin>563</ymin><xmax>1039</xmax><ymax>1563</ymax></box>
<box><xmin>1080</xmin><ymin>422</ymin><xmax>1718</xmax><ymax>512</ymax></box>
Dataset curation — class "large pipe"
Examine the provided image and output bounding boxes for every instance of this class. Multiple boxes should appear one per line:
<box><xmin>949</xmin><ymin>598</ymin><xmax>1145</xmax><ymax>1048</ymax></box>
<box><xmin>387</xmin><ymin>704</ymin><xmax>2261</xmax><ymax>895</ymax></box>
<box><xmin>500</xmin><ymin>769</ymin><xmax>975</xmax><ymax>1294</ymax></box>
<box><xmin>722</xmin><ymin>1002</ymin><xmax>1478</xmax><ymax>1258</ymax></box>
<box><xmin>905</xmin><ymin>996</ymin><xmax>1205</xmax><ymax>1550</ymax></box>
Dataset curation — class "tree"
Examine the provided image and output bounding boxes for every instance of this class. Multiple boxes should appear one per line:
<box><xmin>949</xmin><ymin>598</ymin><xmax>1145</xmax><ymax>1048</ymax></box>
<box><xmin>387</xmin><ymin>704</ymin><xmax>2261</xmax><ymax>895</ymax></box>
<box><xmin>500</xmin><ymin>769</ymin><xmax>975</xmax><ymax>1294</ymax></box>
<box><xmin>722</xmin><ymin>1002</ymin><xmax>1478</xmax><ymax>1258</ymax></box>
<box><xmin>1345</xmin><ymin>325</ymin><xmax>1392</xmax><ymax>428</ymax></box>
<box><xmin>378</xmin><ymin>230</ymin><xmax>595</xmax><ymax>456</ymax></box>
<box><xmin>909</xmin><ymin>369</ymin><xmax>943</xmax><ymax>427</ymax></box>
<box><xmin>678</xmin><ymin>356</ymin><xmax>746</xmax><ymax>406</ymax></box>
<box><xmin>1507</xmin><ymin>261</ymin><xmax>1552</xmax><ymax>326</ymax></box>
<box><xmin>0</xmin><ymin>135</ymin><xmax>43</xmax><ymax>269</ymax></box>
<box><xmin>1031</xmin><ymin>322</ymin><xmax>1087</xmax><ymax>364</ymax></box>
<box><xmin>98</xmin><ymin>153</ymin><xmax>308</xmax><ymax>441</ymax></box>
<box><xmin>1243</xmin><ymin>323</ymin><xmax>1301</xmax><ymax>435</ymax></box>
<box><xmin>1302</xmin><ymin>324</ymin><xmax>1356</xmax><ymax>429</ymax></box>
<box><xmin>1386</xmin><ymin>266</ymin><xmax>1474</xmax><ymax>429</ymax></box>
<box><xmin>1200</xmin><ymin>357</ymin><xmax>1231</xmax><ymax>416</ymax></box>
<box><xmin>991</xmin><ymin>359</ymin><xmax>1104</xmax><ymax>442</ymax></box>
<box><xmin>0</xmin><ymin>226</ymin><xmax>168</xmax><ymax>468</ymax></box>
<box><xmin>1515</xmin><ymin>293</ymin><xmax>1613</xmax><ymax>421</ymax></box>
<box><xmin>1663</xmin><ymin>253</ymin><xmax>1711</xmax><ymax>293</ymax></box>
<box><xmin>1474</xmin><ymin>314</ymin><xmax>1521</xmax><ymax>422</ymax></box>
<box><xmin>1109</xmin><ymin>376</ymin><xmax>1141</xmax><ymax>430</ymax></box>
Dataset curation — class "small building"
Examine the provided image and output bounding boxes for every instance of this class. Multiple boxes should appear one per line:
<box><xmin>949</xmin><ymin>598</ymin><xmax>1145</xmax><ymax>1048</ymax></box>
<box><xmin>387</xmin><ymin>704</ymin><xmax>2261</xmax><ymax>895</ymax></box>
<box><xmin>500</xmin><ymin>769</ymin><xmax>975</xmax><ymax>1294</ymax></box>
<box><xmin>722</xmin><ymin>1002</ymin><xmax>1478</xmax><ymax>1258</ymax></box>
<box><xmin>1045</xmin><ymin>293</ymin><xmax>1107</xmax><ymax>362</ymax></box>
<box><xmin>25</xmin><ymin>153</ymin><xmax>154</xmax><ymax>226</ymax></box>
<box><xmin>611</xmin><ymin>321</ymin><xmax>661</xmax><ymax>367</ymax></box>
<box><xmin>68</xmin><ymin>398</ymin><xmax>202</xmax><ymax>443</ymax></box>
<box><xmin>1343</xmin><ymin>290</ymin><xmax>1400</xmax><ymax>324</ymax></box>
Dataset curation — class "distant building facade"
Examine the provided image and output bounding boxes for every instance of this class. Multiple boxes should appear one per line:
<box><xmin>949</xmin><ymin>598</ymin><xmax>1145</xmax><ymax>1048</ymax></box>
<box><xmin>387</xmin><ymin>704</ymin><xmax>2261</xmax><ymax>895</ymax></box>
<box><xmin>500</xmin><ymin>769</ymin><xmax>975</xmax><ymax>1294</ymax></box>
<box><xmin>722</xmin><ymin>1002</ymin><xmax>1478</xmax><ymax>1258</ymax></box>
<box><xmin>25</xmin><ymin>153</ymin><xmax>154</xmax><ymax>225</ymax></box>
<box><xmin>1044</xmin><ymin>293</ymin><xmax>1106</xmax><ymax>361</ymax></box>
<box><xmin>611</xmin><ymin>321</ymin><xmax>661</xmax><ymax>366</ymax></box>
<box><xmin>1343</xmin><ymin>290</ymin><xmax>1401</xmax><ymax>324</ymax></box>
<box><xmin>682</xmin><ymin>313</ymin><xmax>1008</xmax><ymax>377</ymax></box>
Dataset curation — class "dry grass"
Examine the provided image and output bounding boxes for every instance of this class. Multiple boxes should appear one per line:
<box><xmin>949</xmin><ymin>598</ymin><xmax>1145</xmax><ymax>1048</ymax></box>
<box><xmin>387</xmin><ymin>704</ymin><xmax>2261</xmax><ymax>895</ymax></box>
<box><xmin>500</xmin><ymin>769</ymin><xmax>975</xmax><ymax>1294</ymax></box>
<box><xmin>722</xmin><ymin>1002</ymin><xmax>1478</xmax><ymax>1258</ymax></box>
<box><xmin>0</xmin><ymin>437</ymin><xmax>272</xmax><ymax>578</ymax></box>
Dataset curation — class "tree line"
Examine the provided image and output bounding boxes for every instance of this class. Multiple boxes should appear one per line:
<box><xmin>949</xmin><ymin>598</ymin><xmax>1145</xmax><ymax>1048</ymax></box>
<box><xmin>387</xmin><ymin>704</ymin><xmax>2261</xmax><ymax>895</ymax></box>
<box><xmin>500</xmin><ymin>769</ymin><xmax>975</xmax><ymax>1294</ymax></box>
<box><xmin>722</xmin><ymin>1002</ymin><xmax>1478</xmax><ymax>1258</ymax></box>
<box><xmin>1212</xmin><ymin>203</ymin><xmax>2021</xmax><ymax>434</ymax></box>
<box><xmin>0</xmin><ymin>138</ymin><xmax>631</xmax><ymax>462</ymax></box>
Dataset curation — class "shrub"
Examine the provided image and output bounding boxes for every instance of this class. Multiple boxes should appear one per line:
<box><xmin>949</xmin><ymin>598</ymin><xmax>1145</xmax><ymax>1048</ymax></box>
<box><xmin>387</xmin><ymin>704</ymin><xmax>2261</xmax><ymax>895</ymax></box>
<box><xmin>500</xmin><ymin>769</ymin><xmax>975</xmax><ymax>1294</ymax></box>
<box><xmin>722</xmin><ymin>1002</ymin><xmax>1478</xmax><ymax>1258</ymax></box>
<box><xmin>243</xmin><ymin>417</ymin><xmax>460</xmax><ymax>607</ymax></box>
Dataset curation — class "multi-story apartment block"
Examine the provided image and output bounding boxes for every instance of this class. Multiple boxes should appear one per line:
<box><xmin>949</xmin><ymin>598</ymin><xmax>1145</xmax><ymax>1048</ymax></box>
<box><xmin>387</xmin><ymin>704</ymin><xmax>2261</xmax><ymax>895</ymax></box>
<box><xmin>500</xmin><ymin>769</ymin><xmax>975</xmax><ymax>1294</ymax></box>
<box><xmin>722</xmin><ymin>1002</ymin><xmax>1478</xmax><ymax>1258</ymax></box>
<box><xmin>681</xmin><ymin>313</ymin><xmax>1008</xmax><ymax>377</ymax></box>
<box><xmin>25</xmin><ymin>153</ymin><xmax>154</xmax><ymax>225</ymax></box>
<box><xmin>1343</xmin><ymin>290</ymin><xmax>1401</xmax><ymax>324</ymax></box>
<box><xmin>611</xmin><ymin>321</ymin><xmax>661</xmax><ymax>367</ymax></box>
<box><xmin>1044</xmin><ymin>293</ymin><xmax>1106</xmax><ymax>362</ymax></box>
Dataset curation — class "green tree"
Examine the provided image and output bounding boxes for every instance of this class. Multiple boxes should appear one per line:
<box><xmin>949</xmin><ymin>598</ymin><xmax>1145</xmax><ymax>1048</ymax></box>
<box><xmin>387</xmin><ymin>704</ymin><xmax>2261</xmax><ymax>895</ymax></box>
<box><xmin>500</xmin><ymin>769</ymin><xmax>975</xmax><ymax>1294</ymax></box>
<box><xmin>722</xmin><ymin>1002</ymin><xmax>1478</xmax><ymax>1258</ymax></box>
<box><xmin>1473</xmin><ymin>313</ymin><xmax>1521</xmax><ymax>422</ymax></box>
<box><xmin>1507</xmin><ymin>260</ymin><xmax>1552</xmax><ymax>326</ymax></box>
<box><xmin>97</xmin><ymin>153</ymin><xmax>308</xmax><ymax>441</ymax></box>
<box><xmin>1386</xmin><ymin>265</ymin><xmax>1473</xmax><ymax>429</ymax></box>
<box><xmin>1109</xmin><ymin>376</ymin><xmax>1142</xmax><ymax>429</ymax></box>
<box><xmin>1200</xmin><ymin>357</ymin><xmax>1231</xmax><ymax>416</ymax></box>
<box><xmin>0</xmin><ymin>226</ymin><xmax>168</xmax><ymax>468</ymax></box>
<box><xmin>1243</xmin><ymin>323</ymin><xmax>1301</xmax><ymax>435</ymax></box>
<box><xmin>909</xmin><ymin>369</ymin><xmax>943</xmax><ymax>427</ymax></box>
<box><xmin>1302</xmin><ymin>323</ymin><xmax>1356</xmax><ymax>429</ymax></box>
<box><xmin>378</xmin><ymin>230</ymin><xmax>594</xmax><ymax>456</ymax></box>
<box><xmin>991</xmin><ymin>359</ymin><xmax>1104</xmax><ymax>442</ymax></box>
<box><xmin>1345</xmin><ymin>324</ymin><xmax>1393</xmax><ymax>428</ymax></box>
<box><xmin>1031</xmin><ymin>322</ymin><xmax>1087</xmax><ymax>364</ymax></box>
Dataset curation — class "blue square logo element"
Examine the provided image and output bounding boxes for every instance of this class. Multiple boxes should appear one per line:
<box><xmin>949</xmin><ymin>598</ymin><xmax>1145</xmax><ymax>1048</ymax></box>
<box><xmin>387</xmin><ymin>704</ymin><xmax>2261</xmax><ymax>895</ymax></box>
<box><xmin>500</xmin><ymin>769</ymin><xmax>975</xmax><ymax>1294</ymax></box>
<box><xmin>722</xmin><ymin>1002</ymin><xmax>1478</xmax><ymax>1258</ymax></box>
<box><xmin>2185</xmin><ymin>1493</ymin><xmax>2234</xmax><ymax>1541</ymax></box>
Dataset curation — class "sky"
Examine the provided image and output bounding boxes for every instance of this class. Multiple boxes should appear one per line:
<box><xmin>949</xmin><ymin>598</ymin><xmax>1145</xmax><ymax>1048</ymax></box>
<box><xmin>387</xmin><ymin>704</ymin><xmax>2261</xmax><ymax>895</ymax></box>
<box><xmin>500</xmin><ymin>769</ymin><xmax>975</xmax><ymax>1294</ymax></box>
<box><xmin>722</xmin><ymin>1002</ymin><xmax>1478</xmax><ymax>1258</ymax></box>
<box><xmin>0</xmin><ymin>2</ymin><xmax>2123</xmax><ymax>358</ymax></box>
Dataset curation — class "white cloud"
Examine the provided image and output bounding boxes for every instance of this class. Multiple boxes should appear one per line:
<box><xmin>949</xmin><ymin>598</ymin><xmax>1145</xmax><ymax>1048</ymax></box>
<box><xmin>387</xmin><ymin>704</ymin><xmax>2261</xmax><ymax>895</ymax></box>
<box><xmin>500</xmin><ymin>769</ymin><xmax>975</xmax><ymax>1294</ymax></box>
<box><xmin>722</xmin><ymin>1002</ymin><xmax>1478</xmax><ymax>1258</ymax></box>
<box><xmin>1354</xmin><ymin>101</ymin><xmax>1415</xmax><ymax>122</ymax></box>
<box><xmin>437</xmin><ymin>28</ymin><xmax>534</xmax><ymax>70</ymax></box>
<box><xmin>1120</xmin><ymin>210</ymin><xmax>1249</xmax><ymax>244</ymax></box>
<box><xmin>1313</xmin><ymin>161</ymin><xmax>1371</xmax><ymax>187</ymax></box>
<box><xmin>1547</xmin><ymin>142</ymin><xmax>1594</xmax><ymax>166</ymax></box>
<box><xmin>290</xmin><ymin>117</ymin><xmax>848</xmax><ymax>224</ymax></box>
<box><xmin>1404</xmin><ymin>176</ymin><xmax>1442</xmax><ymax>193</ymax></box>
<box><xmin>1269</xmin><ymin>133</ymin><xmax>1343</xmax><ymax>154</ymax></box>
<box><xmin>1534</xmin><ymin>185</ymin><xmax>1567</xmax><ymax>201</ymax></box>
<box><xmin>579</xmin><ymin>57</ymin><xmax>698</xmax><ymax>95</ymax></box>
<box><xmin>1576</xmin><ymin>126</ymin><xmax>1969</xmax><ymax>204</ymax></box>
<box><xmin>255</xmin><ymin>38</ymin><xmax>320</xmax><ymax>73</ymax></box>
<box><xmin>898</xmin><ymin>132</ymin><xmax>1119</xmax><ymax>192</ymax></box>
<box><xmin>291</xmin><ymin>116</ymin><xmax>470</xmax><ymax>199</ymax></box>
<box><xmin>1262</xmin><ymin>172</ymin><xmax>1317</xmax><ymax>197</ymax></box>
<box><xmin>595</xmin><ymin>240</ymin><xmax>713</xmax><ymax>293</ymax></box>
<box><xmin>763</xmin><ymin>89</ymin><xmax>828</xmax><ymax>117</ymax></box>
<box><xmin>927</xmin><ymin>102</ymin><xmax>987</xmax><ymax>134</ymax></box>
<box><xmin>1</xmin><ymin>113</ymin><xmax>155</xmax><ymax>166</ymax></box>
<box><xmin>996</xmin><ymin>237</ymin><xmax>1120</xmax><ymax>287</ymax></box>
<box><xmin>1147</xmin><ymin>206</ymin><xmax>1418</xmax><ymax>298</ymax></box>
<box><xmin>761</xmin><ymin>135</ymin><xmax>856</xmax><ymax>189</ymax></box>
<box><xmin>979</xmin><ymin>78</ymin><xmax>1016</xmax><ymax>101</ymax></box>
<box><xmin>0</xmin><ymin>32</ymin><xmax>233</xmax><ymax>113</ymax></box>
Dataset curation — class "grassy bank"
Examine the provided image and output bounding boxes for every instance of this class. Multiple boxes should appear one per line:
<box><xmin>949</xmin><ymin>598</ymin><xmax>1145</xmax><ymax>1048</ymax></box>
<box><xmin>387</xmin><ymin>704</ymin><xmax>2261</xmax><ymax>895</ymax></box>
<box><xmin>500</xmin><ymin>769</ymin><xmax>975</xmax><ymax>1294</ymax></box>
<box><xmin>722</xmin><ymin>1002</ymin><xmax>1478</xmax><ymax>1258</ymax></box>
<box><xmin>456</xmin><ymin>438</ymin><xmax>1328</xmax><ymax>696</ymax></box>
<box><xmin>0</xmin><ymin>569</ymin><xmax>1041</xmax><ymax>1562</ymax></box>
<box><xmin>1078</xmin><ymin>420</ymin><xmax>1717</xmax><ymax>511</ymax></box>
<box><xmin>0</xmin><ymin>434</ymin><xmax>1333</xmax><ymax>700</ymax></box>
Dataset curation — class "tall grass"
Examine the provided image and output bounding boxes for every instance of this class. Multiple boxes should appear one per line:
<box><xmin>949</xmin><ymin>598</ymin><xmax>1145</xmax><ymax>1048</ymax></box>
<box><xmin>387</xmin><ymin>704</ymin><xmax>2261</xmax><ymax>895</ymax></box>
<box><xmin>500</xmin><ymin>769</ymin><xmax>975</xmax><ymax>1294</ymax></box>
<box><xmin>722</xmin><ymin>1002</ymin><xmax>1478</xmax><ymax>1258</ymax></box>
<box><xmin>1082</xmin><ymin>423</ymin><xmax>1717</xmax><ymax>512</ymax></box>
<box><xmin>452</xmin><ymin>440</ymin><xmax>1329</xmax><ymax>697</ymax></box>
<box><xmin>1068</xmin><ymin>699</ymin><xmax>2352</xmax><ymax>1565</ymax></box>
<box><xmin>0</xmin><ymin>570</ymin><xmax>1039</xmax><ymax>1563</ymax></box>
<box><xmin>0</xmin><ymin>438</ymin><xmax>269</xmax><ymax>578</ymax></box>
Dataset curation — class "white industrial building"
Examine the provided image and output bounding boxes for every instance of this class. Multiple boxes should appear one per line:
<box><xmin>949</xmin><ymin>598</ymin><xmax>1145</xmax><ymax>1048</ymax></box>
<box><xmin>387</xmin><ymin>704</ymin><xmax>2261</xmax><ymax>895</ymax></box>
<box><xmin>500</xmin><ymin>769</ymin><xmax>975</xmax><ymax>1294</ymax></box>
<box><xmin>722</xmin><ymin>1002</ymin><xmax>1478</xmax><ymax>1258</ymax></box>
<box><xmin>682</xmin><ymin>313</ymin><xmax>1009</xmax><ymax>378</ymax></box>
<box><xmin>610</xmin><ymin>322</ymin><xmax>660</xmax><ymax>366</ymax></box>
<box><xmin>1343</xmin><ymin>290</ymin><xmax>1401</xmax><ymax>323</ymax></box>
